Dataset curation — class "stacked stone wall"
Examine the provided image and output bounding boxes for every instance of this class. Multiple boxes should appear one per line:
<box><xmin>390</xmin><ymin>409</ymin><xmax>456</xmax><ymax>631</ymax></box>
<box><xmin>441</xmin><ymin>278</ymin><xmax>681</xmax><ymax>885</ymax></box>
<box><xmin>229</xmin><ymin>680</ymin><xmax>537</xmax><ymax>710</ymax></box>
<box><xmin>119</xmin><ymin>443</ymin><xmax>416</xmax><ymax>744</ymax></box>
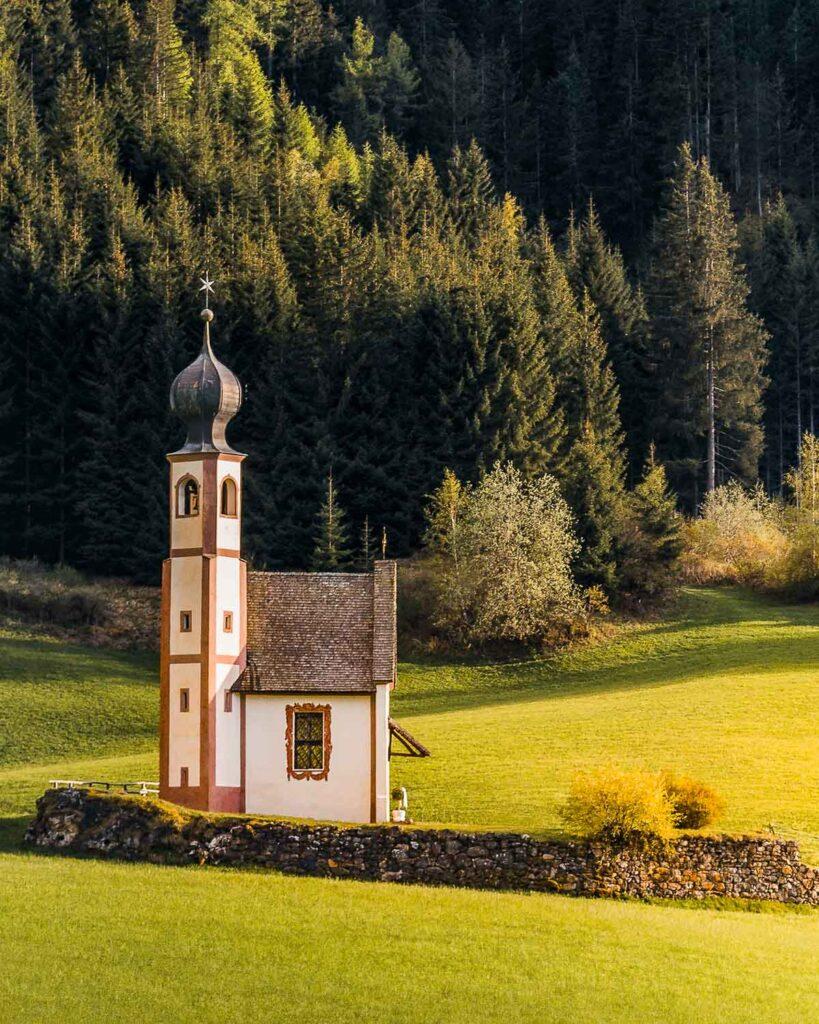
<box><xmin>25</xmin><ymin>788</ymin><xmax>819</xmax><ymax>905</ymax></box>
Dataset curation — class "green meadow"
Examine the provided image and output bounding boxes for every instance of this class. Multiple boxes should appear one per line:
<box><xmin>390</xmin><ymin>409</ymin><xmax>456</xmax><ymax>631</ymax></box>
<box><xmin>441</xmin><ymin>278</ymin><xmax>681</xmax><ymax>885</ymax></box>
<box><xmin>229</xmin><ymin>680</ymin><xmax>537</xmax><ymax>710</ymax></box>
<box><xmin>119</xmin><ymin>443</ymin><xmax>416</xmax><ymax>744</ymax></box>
<box><xmin>0</xmin><ymin>586</ymin><xmax>817</xmax><ymax>1023</ymax></box>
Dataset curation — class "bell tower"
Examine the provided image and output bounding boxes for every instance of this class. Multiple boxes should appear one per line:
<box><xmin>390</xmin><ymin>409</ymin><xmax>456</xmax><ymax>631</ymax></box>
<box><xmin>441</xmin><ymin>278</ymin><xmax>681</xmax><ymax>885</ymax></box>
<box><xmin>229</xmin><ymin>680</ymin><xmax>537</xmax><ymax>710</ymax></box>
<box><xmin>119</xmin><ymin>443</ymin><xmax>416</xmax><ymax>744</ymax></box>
<box><xmin>159</xmin><ymin>276</ymin><xmax>246</xmax><ymax>812</ymax></box>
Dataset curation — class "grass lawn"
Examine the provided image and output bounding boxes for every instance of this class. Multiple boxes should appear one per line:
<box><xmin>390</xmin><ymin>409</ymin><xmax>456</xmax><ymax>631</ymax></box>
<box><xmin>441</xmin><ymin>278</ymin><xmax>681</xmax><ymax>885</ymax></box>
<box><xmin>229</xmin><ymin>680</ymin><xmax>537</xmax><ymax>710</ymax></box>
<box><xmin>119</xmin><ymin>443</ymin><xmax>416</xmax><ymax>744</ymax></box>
<box><xmin>1</xmin><ymin>853</ymin><xmax>816</xmax><ymax>1024</ymax></box>
<box><xmin>0</xmin><ymin>586</ymin><xmax>816</xmax><ymax>1023</ymax></box>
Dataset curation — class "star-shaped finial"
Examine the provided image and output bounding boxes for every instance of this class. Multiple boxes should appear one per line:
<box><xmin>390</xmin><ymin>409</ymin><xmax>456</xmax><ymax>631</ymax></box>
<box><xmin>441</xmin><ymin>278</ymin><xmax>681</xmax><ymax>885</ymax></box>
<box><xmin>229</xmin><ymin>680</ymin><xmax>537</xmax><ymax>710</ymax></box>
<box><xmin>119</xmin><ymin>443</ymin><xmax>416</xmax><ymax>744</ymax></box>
<box><xmin>199</xmin><ymin>273</ymin><xmax>215</xmax><ymax>310</ymax></box>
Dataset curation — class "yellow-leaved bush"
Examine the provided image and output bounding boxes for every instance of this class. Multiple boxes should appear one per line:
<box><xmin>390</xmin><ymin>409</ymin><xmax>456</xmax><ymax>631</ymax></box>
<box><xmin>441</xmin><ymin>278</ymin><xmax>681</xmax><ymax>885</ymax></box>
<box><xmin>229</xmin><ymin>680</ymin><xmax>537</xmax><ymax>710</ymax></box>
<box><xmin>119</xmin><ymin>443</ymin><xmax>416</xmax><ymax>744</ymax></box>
<box><xmin>561</xmin><ymin>768</ymin><xmax>676</xmax><ymax>842</ymax></box>
<box><xmin>562</xmin><ymin>768</ymin><xmax>725</xmax><ymax>841</ymax></box>
<box><xmin>662</xmin><ymin>773</ymin><xmax>725</xmax><ymax>829</ymax></box>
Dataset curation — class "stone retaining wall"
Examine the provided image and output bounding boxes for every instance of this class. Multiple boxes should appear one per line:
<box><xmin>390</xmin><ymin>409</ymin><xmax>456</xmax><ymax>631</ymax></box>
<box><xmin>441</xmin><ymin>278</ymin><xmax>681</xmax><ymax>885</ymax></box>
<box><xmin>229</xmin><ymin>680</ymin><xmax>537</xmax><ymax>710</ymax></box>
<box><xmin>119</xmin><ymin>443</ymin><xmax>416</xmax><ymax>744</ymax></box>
<box><xmin>25</xmin><ymin>788</ymin><xmax>819</xmax><ymax>905</ymax></box>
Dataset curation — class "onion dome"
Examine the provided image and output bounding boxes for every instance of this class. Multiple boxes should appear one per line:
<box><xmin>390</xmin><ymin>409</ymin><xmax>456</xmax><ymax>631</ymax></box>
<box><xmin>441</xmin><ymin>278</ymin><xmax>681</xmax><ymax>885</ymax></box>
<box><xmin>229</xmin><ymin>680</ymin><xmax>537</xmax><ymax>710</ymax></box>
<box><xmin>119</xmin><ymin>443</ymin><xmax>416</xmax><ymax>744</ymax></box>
<box><xmin>169</xmin><ymin>306</ymin><xmax>243</xmax><ymax>455</ymax></box>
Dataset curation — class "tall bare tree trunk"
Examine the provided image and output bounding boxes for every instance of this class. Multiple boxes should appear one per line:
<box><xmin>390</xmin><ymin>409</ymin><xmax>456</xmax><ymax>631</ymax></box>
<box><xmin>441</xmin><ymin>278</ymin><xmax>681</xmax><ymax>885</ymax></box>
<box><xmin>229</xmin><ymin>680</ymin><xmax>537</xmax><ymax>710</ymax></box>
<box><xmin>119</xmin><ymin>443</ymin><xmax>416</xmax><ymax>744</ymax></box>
<box><xmin>707</xmin><ymin>325</ymin><xmax>716</xmax><ymax>492</ymax></box>
<box><xmin>796</xmin><ymin>325</ymin><xmax>803</xmax><ymax>466</ymax></box>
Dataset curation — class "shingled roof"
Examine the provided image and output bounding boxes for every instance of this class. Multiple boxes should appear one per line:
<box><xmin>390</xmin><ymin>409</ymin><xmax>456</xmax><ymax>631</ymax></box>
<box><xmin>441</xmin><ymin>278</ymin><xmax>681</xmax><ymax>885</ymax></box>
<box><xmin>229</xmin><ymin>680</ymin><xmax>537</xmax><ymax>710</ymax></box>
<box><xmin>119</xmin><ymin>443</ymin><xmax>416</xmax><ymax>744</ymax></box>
<box><xmin>232</xmin><ymin>561</ymin><xmax>397</xmax><ymax>694</ymax></box>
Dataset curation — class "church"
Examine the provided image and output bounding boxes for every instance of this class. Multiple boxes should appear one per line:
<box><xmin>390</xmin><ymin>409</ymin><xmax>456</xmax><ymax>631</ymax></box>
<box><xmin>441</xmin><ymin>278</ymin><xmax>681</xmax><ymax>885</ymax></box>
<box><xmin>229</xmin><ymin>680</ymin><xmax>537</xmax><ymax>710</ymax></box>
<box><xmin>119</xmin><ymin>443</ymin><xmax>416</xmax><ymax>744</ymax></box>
<box><xmin>158</xmin><ymin>283</ymin><xmax>427</xmax><ymax>824</ymax></box>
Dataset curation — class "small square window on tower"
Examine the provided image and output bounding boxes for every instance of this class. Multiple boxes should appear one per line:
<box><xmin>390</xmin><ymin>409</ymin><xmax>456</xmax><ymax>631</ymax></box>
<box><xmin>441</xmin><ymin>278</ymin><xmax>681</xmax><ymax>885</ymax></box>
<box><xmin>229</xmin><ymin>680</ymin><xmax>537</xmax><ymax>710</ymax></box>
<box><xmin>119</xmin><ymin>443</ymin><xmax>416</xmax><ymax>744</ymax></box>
<box><xmin>223</xmin><ymin>611</ymin><xmax>233</xmax><ymax>633</ymax></box>
<box><xmin>180</xmin><ymin>610</ymin><xmax>192</xmax><ymax>632</ymax></box>
<box><xmin>180</xmin><ymin>766</ymin><xmax>189</xmax><ymax>787</ymax></box>
<box><xmin>180</xmin><ymin>688</ymin><xmax>190</xmax><ymax>713</ymax></box>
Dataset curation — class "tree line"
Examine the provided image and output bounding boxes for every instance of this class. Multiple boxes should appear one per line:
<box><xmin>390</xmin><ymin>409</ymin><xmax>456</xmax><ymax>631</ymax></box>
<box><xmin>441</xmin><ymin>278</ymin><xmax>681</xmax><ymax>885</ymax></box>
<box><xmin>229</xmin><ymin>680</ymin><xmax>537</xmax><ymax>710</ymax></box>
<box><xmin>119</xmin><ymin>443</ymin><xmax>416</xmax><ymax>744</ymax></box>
<box><xmin>0</xmin><ymin>1</ymin><xmax>814</xmax><ymax>593</ymax></box>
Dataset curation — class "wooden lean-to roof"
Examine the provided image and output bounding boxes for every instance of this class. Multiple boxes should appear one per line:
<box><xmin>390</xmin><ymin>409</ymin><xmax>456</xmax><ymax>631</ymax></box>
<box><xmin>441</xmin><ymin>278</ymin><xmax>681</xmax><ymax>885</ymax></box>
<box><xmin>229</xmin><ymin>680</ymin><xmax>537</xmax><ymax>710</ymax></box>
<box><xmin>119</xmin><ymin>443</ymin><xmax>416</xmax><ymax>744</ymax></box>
<box><xmin>232</xmin><ymin>561</ymin><xmax>397</xmax><ymax>695</ymax></box>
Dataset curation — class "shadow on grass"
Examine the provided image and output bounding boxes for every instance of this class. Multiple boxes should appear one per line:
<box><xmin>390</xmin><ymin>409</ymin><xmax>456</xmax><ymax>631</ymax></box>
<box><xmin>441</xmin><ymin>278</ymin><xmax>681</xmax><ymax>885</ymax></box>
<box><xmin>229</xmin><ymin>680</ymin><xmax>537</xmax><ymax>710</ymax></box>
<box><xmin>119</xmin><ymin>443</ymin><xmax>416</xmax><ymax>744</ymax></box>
<box><xmin>0</xmin><ymin>815</ymin><xmax>32</xmax><ymax>853</ymax></box>
<box><xmin>395</xmin><ymin>587</ymin><xmax>819</xmax><ymax>716</ymax></box>
<box><xmin>0</xmin><ymin>632</ymin><xmax>156</xmax><ymax>687</ymax></box>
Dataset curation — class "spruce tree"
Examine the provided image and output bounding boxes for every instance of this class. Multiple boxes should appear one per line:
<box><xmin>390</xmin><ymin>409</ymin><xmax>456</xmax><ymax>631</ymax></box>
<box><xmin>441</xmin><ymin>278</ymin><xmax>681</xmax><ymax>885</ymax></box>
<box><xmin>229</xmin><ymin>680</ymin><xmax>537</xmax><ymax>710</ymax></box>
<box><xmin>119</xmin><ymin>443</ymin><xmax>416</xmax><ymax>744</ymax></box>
<box><xmin>140</xmin><ymin>0</ymin><xmax>192</xmax><ymax>116</ymax></box>
<box><xmin>203</xmin><ymin>0</ymin><xmax>274</xmax><ymax>148</ymax></box>
<box><xmin>75</xmin><ymin>234</ymin><xmax>152</xmax><ymax>576</ymax></box>
<box><xmin>331</xmin><ymin>17</ymin><xmax>385</xmax><ymax>146</ymax></box>
<box><xmin>382</xmin><ymin>32</ymin><xmax>420</xmax><ymax>137</ymax></box>
<box><xmin>563</xmin><ymin>421</ymin><xmax>624</xmax><ymax>595</ymax></box>
<box><xmin>647</xmin><ymin>143</ymin><xmax>768</xmax><ymax>506</ymax></box>
<box><xmin>311</xmin><ymin>472</ymin><xmax>352</xmax><ymax>571</ymax></box>
<box><xmin>566</xmin><ymin>197</ymin><xmax>648</xmax><ymax>473</ymax></box>
<box><xmin>357</xmin><ymin>514</ymin><xmax>377</xmax><ymax>570</ymax></box>
<box><xmin>446</xmin><ymin>139</ymin><xmax>495</xmax><ymax>244</ymax></box>
<box><xmin>749</xmin><ymin>196</ymin><xmax>819</xmax><ymax>486</ymax></box>
<box><xmin>567</xmin><ymin>291</ymin><xmax>625</xmax><ymax>461</ymax></box>
<box><xmin>473</xmin><ymin>196</ymin><xmax>564</xmax><ymax>478</ymax></box>
<box><xmin>619</xmin><ymin>447</ymin><xmax>683</xmax><ymax>598</ymax></box>
<box><xmin>527</xmin><ymin>218</ymin><xmax>583</xmax><ymax>468</ymax></box>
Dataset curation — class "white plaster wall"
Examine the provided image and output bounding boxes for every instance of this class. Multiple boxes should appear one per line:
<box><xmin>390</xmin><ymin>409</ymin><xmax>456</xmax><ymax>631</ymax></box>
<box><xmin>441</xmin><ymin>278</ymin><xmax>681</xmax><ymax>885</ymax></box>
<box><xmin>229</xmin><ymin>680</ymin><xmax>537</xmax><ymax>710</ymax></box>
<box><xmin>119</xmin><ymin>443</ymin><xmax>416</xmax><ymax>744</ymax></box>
<box><xmin>244</xmin><ymin>694</ymin><xmax>375</xmax><ymax>822</ymax></box>
<box><xmin>374</xmin><ymin>683</ymin><xmax>390</xmax><ymax>822</ymax></box>
<box><xmin>169</xmin><ymin>557</ymin><xmax>202</xmax><ymax>656</ymax></box>
<box><xmin>169</xmin><ymin>662</ymin><xmax>200</xmax><ymax>786</ymax></box>
<box><xmin>216</xmin><ymin>461</ymin><xmax>241</xmax><ymax>551</ymax></box>
<box><xmin>214</xmin><ymin>556</ymin><xmax>241</xmax><ymax>659</ymax></box>
<box><xmin>215</xmin><ymin>662</ymin><xmax>242</xmax><ymax>787</ymax></box>
<box><xmin>171</xmin><ymin>461</ymin><xmax>203</xmax><ymax>549</ymax></box>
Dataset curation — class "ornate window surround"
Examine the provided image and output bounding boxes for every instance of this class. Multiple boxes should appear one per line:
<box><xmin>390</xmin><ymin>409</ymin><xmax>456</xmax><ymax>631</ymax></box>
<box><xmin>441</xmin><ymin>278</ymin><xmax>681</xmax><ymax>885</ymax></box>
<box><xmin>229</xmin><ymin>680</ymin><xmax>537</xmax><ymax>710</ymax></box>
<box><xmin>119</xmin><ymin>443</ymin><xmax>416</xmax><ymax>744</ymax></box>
<box><xmin>285</xmin><ymin>703</ymin><xmax>332</xmax><ymax>781</ymax></box>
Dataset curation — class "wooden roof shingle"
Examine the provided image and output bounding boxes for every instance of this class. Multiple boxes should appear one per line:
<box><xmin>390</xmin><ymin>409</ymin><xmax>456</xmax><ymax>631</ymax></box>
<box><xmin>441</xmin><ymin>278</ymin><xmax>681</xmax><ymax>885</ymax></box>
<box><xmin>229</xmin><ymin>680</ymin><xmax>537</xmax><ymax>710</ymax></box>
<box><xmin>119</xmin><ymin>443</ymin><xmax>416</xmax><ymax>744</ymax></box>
<box><xmin>232</xmin><ymin>562</ymin><xmax>396</xmax><ymax>694</ymax></box>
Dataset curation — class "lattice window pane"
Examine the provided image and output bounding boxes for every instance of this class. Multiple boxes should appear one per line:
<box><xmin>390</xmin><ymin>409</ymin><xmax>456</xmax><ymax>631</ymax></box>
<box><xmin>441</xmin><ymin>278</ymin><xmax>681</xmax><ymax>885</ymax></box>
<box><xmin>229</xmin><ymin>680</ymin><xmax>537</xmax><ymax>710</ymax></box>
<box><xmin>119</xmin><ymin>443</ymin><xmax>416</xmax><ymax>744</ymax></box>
<box><xmin>294</xmin><ymin>712</ymin><xmax>324</xmax><ymax>770</ymax></box>
<box><xmin>295</xmin><ymin>713</ymin><xmax>323</xmax><ymax>741</ymax></box>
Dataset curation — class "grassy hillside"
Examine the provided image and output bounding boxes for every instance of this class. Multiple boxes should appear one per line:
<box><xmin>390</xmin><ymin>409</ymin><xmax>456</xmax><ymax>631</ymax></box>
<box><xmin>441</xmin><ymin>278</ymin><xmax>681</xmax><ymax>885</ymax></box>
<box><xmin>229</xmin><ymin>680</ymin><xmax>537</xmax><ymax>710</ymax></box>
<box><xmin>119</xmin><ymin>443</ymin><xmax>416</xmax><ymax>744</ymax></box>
<box><xmin>393</xmin><ymin>587</ymin><xmax>819</xmax><ymax>858</ymax></box>
<box><xmin>0</xmin><ymin>626</ymin><xmax>156</xmax><ymax>769</ymax></box>
<box><xmin>0</xmin><ymin>586</ymin><xmax>816</xmax><ymax>1024</ymax></box>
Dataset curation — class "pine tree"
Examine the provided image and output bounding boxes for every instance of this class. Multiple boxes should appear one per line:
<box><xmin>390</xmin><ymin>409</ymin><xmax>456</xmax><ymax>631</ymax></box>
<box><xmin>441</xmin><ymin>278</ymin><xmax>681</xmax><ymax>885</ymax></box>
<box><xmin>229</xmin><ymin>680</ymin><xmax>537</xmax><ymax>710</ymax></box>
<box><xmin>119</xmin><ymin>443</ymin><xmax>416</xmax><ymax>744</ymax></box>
<box><xmin>566</xmin><ymin>197</ymin><xmax>649</xmax><ymax>472</ymax></box>
<box><xmin>331</xmin><ymin>17</ymin><xmax>385</xmax><ymax>146</ymax></box>
<box><xmin>311</xmin><ymin>472</ymin><xmax>352</xmax><ymax>570</ymax></box>
<box><xmin>647</xmin><ymin>143</ymin><xmax>768</xmax><ymax>507</ymax></box>
<box><xmin>619</xmin><ymin>446</ymin><xmax>682</xmax><ymax>598</ymax></box>
<box><xmin>141</xmin><ymin>0</ymin><xmax>192</xmax><ymax>116</ymax></box>
<box><xmin>446</xmin><ymin>139</ymin><xmax>495</xmax><ymax>244</ymax></box>
<box><xmin>563</xmin><ymin>420</ymin><xmax>624</xmax><ymax>595</ymax></box>
<box><xmin>566</xmin><ymin>291</ymin><xmax>625</xmax><ymax>461</ymax></box>
<box><xmin>203</xmin><ymin>0</ymin><xmax>274</xmax><ymax>148</ymax></box>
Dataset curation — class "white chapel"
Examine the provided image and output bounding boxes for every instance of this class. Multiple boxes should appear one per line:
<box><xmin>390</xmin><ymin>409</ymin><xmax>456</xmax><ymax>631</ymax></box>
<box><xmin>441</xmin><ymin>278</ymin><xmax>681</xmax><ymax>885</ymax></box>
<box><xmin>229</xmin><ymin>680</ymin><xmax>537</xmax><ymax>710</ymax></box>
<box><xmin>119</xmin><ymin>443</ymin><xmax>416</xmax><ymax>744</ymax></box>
<box><xmin>158</xmin><ymin>287</ymin><xmax>427</xmax><ymax>824</ymax></box>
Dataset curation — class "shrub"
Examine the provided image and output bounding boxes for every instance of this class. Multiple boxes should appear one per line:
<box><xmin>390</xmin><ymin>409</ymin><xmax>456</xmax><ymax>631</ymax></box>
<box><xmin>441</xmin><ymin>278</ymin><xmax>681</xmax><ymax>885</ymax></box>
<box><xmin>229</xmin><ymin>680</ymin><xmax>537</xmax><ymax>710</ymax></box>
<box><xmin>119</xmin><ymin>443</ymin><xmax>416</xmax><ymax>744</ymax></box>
<box><xmin>680</xmin><ymin>481</ymin><xmax>787</xmax><ymax>586</ymax></box>
<box><xmin>0</xmin><ymin>559</ymin><xmax>109</xmax><ymax>626</ymax></box>
<box><xmin>561</xmin><ymin>767</ymin><xmax>675</xmax><ymax>843</ymax></box>
<box><xmin>395</xmin><ymin>556</ymin><xmax>439</xmax><ymax>649</ymax></box>
<box><xmin>0</xmin><ymin>557</ymin><xmax>159</xmax><ymax>648</ymax></box>
<box><xmin>424</xmin><ymin>463</ymin><xmax>585</xmax><ymax>649</ymax></box>
<box><xmin>662</xmin><ymin>773</ymin><xmax>724</xmax><ymax>829</ymax></box>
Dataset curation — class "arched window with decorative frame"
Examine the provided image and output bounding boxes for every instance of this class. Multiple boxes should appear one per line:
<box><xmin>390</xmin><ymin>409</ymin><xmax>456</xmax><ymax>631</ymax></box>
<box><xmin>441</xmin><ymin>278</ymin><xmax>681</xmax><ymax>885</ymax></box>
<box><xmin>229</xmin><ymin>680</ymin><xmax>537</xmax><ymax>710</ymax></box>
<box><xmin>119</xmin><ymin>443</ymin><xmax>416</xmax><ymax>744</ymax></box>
<box><xmin>176</xmin><ymin>476</ymin><xmax>200</xmax><ymax>517</ymax></box>
<box><xmin>220</xmin><ymin>476</ymin><xmax>238</xmax><ymax>517</ymax></box>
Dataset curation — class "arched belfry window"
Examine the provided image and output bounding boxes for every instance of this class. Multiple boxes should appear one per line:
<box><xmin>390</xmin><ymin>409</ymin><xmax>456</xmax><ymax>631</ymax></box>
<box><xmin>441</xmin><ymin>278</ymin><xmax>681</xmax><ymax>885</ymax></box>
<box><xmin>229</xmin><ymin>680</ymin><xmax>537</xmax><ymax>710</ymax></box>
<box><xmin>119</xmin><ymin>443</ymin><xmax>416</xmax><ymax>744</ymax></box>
<box><xmin>220</xmin><ymin>477</ymin><xmax>238</xmax><ymax>517</ymax></box>
<box><xmin>177</xmin><ymin>476</ymin><xmax>199</xmax><ymax>517</ymax></box>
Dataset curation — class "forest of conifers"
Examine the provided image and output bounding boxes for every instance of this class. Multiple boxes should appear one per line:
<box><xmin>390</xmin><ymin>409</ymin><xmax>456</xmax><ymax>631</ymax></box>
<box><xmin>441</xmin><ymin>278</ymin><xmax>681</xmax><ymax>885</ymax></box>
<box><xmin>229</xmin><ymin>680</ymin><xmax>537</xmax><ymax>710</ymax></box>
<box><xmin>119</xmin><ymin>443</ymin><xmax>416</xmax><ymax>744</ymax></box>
<box><xmin>0</xmin><ymin>0</ymin><xmax>818</xmax><ymax>583</ymax></box>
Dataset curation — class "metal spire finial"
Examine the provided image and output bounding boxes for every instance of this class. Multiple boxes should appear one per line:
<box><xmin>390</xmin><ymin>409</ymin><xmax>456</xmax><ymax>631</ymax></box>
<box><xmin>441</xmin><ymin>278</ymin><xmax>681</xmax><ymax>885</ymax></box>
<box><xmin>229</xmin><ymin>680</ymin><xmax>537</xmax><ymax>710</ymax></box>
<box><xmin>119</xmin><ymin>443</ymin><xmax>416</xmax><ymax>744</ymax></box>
<box><xmin>199</xmin><ymin>273</ymin><xmax>215</xmax><ymax>322</ymax></box>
